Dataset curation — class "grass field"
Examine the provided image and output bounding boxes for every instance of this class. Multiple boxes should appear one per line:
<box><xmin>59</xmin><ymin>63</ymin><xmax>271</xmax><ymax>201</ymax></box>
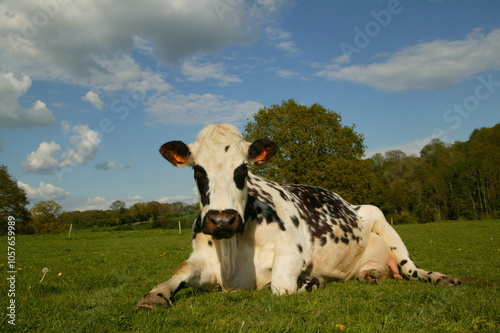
<box><xmin>2</xmin><ymin>221</ymin><xmax>499</xmax><ymax>332</ymax></box>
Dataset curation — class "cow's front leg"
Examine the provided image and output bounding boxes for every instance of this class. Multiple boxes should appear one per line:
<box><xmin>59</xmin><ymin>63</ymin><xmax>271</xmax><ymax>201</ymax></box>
<box><xmin>270</xmin><ymin>254</ymin><xmax>307</xmax><ymax>295</ymax></box>
<box><xmin>135</xmin><ymin>257</ymin><xmax>213</xmax><ymax>310</ymax></box>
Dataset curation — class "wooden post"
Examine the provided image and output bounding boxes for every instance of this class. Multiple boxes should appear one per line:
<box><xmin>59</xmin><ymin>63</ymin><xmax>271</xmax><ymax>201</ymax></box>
<box><xmin>178</xmin><ymin>221</ymin><xmax>181</xmax><ymax>235</ymax></box>
<box><xmin>68</xmin><ymin>223</ymin><xmax>73</xmax><ymax>239</ymax></box>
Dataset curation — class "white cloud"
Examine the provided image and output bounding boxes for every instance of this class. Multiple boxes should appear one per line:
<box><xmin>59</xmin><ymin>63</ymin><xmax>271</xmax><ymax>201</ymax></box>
<box><xmin>22</xmin><ymin>121</ymin><xmax>101</xmax><ymax>174</ymax></box>
<box><xmin>0</xmin><ymin>72</ymin><xmax>55</xmax><ymax>131</ymax></box>
<box><xmin>157</xmin><ymin>194</ymin><xmax>196</xmax><ymax>203</ymax></box>
<box><xmin>18</xmin><ymin>181</ymin><xmax>69</xmax><ymax>202</ymax></box>
<box><xmin>0</xmin><ymin>1</ymin><xmax>288</xmax><ymax>131</ymax></box>
<box><xmin>146</xmin><ymin>93</ymin><xmax>262</xmax><ymax>126</ymax></box>
<box><xmin>181</xmin><ymin>59</ymin><xmax>241</xmax><ymax>86</ymax></box>
<box><xmin>75</xmin><ymin>196</ymin><xmax>114</xmax><ymax>211</ymax></box>
<box><xmin>364</xmin><ymin>127</ymin><xmax>456</xmax><ymax>158</ymax></box>
<box><xmin>82</xmin><ymin>90</ymin><xmax>104</xmax><ymax>109</ymax></box>
<box><xmin>274</xmin><ymin>68</ymin><xmax>300</xmax><ymax>79</ymax></box>
<box><xmin>95</xmin><ymin>161</ymin><xmax>136</xmax><ymax>170</ymax></box>
<box><xmin>264</xmin><ymin>26</ymin><xmax>301</xmax><ymax>55</ymax></box>
<box><xmin>75</xmin><ymin>195</ymin><xmax>144</xmax><ymax>211</ymax></box>
<box><xmin>0</xmin><ymin>0</ymin><xmax>270</xmax><ymax>89</ymax></box>
<box><xmin>60</xmin><ymin>122</ymin><xmax>101</xmax><ymax>167</ymax></box>
<box><xmin>21</xmin><ymin>141</ymin><xmax>61</xmax><ymax>174</ymax></box>
<box><xmin>318</xmin><ymin>28</ymin><xmax>500</xmax><ymax>91</ymax></box>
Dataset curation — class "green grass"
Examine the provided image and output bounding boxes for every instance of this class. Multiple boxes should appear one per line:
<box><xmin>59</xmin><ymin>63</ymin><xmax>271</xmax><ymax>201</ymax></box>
<box><xmin>2</xmin><ymin>221</ymin><xmax>499</xmax><ymax>332</ymax></box>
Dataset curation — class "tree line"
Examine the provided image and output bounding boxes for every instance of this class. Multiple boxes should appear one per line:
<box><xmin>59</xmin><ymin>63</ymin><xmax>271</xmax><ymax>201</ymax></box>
<box><xmin>368</xmin><ymin>123</ymin><xmax>499</xmax><ymax>223</ymax></box>
<box><xmin>0</xmin><ymin>169</ymin><xmax>198</xmax><ymax>234</ymax></box>
<box><xmin>1</xmin><ymin>100</ymin><xmax>498</xmax><ymax>234</ymax></box>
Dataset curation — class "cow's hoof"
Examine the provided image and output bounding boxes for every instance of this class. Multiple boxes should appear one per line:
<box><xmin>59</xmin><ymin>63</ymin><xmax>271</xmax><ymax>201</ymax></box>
<box><xmin>135</xmin><ymin>292</ymin><xmax>173</xmax><ymax>311</ymax></box>
<box><xmin>360</xmin><ymin>269</ymin><xmax>382</xmax><ymax>285</ymax></box>
<box><xmin>436</xmin><ymin>275</ymin><xmax>461</xmax><ymax>287</ymax></box>
<box><xmin>298</xmin><ymin>276</ymin><xmax>326</xmax><ymax>292</ymax></box>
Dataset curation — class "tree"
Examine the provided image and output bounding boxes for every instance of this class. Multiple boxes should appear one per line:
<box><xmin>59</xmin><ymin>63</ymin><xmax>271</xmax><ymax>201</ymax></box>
<box><xmin>30</xmin><ymin>201</ymin><xmax>66</xmax><ymax>234</ymax></box>
<box><xmin>244</xmin><ymin>99</ymin><xmax>371</xmax><ymax>203</ymax></box>
<box><xmin>0</xmin><ymin>165</ymin><xmax>32</xmax><ymax>234</ymax></box>
<box><xmin>110</xmin><ymin>200</ymin><xmax>126</xmax><ymax>224</ymax></box>
<box><xmin>367</xmin><ymin>123</ymin><xmax>500</xmax><ymax>223</ymax></box>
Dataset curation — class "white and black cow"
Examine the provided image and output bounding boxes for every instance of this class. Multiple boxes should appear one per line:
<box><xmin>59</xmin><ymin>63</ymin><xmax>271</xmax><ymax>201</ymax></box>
<box><xmin>136</xmin><ymin>124</ymin><xmax>460</xmax><ymax>309</ymax></box>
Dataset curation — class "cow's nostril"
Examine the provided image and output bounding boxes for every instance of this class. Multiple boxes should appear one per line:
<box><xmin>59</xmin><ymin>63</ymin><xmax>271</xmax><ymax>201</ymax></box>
<box><xmin>226</xmin><ymin>214</ymin><xmax>236</xmax><ymax>225</ymax></box>
<box><xmin>207</xmin><ymin>210</ymin><xmax>239</xmax><ymax>227</ymax></box>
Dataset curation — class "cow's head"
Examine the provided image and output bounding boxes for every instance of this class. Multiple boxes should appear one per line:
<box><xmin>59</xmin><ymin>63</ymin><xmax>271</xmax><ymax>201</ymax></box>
<box><xmin>160</xmin><ymin>124</ymin><xmax>277</xmax><ymax>239</ymax></box>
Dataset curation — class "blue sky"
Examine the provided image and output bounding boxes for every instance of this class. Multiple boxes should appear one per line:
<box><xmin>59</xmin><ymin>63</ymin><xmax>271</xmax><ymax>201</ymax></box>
<box><xmin>1</xmin><ymin>0</ymin><xmax>499</xmax><ymax>211</ymax></box>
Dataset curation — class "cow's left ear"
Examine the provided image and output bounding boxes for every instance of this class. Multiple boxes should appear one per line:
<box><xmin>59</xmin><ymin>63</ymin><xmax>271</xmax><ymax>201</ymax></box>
<box><xmin>248</xmin><ymin>139</ymin><xmax>278</xmax><ymax>165</ymax></box>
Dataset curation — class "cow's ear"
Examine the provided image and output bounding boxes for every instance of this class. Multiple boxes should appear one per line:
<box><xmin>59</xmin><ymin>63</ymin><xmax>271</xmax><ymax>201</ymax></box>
<box><xmin>159</xmin><ymin>141</ymin><xmax>191</xmax><ymax>167</ymax></box>
<box><xmin>248</xmin><ymin>139</ymin><xmax>278</xmax><ymax>165</ymax></box>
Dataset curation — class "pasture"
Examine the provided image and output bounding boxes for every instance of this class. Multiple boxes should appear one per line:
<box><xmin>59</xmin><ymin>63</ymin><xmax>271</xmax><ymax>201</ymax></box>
<box><xmin>2</xmin><ymin>221</ymin><xmax>499</xmax><ymax>332</ymax></box>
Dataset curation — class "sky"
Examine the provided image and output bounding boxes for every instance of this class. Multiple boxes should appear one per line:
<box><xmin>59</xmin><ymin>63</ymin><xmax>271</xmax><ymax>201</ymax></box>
<box><xmin>1</xmin><ymin>0</ymin><xmax>499</xmax><ymax>212</ymax></box>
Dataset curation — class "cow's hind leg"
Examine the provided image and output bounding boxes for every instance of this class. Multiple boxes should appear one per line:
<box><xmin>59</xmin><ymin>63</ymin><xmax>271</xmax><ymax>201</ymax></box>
<box><xmin>357</xmin><ymin>233</ymin><xmax>398</xmax><ymax>284</ymax></box>
<box><xmin>361</xmin><ymin>205</ymin><xmax>461</xmax><ymax>287</ymax></box>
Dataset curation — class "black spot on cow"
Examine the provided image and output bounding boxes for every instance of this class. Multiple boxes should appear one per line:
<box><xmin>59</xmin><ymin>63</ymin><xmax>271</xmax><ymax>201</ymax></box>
<box><xmin>208</xmin><ymin>241</ymin><xmax>213</xmax><ymax>247</ymax></box>
<box><xmin>291</xmin><ymin>216</ymin><xmax>300</xmax><ymax>228</ymax></box>
<box><xmin>192</xmin><ymin>214</ymin><xmax>203</xmax><ymax>238</ymax></box>
<box><xmin>297</xmin><ymin>244</ymin><xmax>303</xmax><ymax>253</ymax></box>
<box><xmin>245</xmin><ymin>195</ymin><xmax>285</xmax><ymax>231</ymax></box>
<box><xmin>340</xmin><ymin>237</ymin><xmax>349</xmax><ymax>244</ymax></box>
<box><xmin>225</xmin><ymin>145</ymin><xmax>230</xmax><ymax>152</ymax></box>
<box><xmin>391</xmin><ymin>247</ymin><xmax>397</xmax><ymax>251</ymax></box>
<box><xmin>193</xmin><ymin>165</ymin><xmax>210</xmax><ymax>206</ymax></box>
<box><xmin>233</xmin><ymin>163</ymin><xmax>248</xmax><ymax>190</ymax></box>
<box><xmin>400</xmin><ymin>259</ymin><xmax>408</xmax><ymax>267</ymax></box>
<box><xmin>412</xmin><ymin>271</ymin><xmax>419</xmax><ymax>278</ymax></box>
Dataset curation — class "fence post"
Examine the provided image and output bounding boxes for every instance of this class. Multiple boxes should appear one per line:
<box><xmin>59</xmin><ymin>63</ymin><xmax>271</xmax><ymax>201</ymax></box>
<box><xmin>178</xmin><ymin>221</ymin><xmax>181</xmax><ymax>235</ymax></box>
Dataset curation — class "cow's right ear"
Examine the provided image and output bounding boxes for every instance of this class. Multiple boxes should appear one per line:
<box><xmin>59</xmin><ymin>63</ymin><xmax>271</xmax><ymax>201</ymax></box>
<box><xmin>159</xmin><ymin>141</ymin><xmax>191</xmax><ymax>167</ymax></box>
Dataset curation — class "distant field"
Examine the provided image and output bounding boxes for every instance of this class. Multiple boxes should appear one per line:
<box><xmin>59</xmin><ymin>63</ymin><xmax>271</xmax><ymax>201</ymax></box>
<box><xmin>2</xmin><ymin>220</ymin><xmax>499</xmax><ymax>332</ymax></box>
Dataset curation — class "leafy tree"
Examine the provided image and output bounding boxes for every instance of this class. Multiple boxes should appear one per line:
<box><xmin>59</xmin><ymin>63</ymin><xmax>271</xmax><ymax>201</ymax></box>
<box><xmin>245</xmin><ymin>99</ymin><xmax>371</xmax><ymax>203</ymax></box>
<box><xmin>146</xmin><ymin>201</ymin><xmax>161</xmax><ymax>221</ymax></box>
<box><xmin>368</xmin><ymin>123</ymin><xmax>499</xmax><ymax>223</ymax></box>
<box><xmin>30</xmin><ymin>201</ymin><xmax>66</xmax><ymax>234</ymax></box>
<box><xmin>129</xmin><ymin>202</ymin><xmax>148</xmax><ymax>222</ymax></box>
<box><xmin>0</xmin><ymin>165</ymin><xmax>32</xmax><ymax>234</ymax></box>
<box><xmin>110</xmin><ymin>200</ymin><xmax>126</xmax><ymax>224</ymax></box>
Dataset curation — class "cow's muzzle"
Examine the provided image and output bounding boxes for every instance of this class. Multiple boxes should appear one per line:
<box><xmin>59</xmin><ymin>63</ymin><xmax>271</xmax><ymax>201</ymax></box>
<box><xmin>202</xmin><ymin>209</ymin><xmax>244</xmax><ymax>239</ymax></box>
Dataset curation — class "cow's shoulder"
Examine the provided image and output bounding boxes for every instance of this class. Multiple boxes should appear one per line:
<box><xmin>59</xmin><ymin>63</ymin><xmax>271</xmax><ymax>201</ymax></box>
<box><xmin>282</xmin><ymin>184</ymin><xmax>363</xmax><ymax>246</ymax></box>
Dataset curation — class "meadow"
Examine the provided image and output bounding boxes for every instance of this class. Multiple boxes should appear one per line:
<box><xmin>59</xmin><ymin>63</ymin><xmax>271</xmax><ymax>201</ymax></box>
<box><xmin>2</xmin><ymin>220</ymin><xmax>499</xmax><ymax>332</ymax></box>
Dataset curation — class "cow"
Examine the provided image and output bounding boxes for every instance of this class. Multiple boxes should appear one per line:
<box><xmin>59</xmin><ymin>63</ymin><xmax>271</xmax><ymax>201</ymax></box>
<box><xmin>136</xmin><ymin>124</ymin><xmax>460</xmax><ymax>309</ymax></box>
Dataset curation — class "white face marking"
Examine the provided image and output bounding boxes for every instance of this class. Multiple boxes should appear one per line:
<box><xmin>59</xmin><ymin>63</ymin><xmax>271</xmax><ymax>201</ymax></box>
<box><xmin>188</xmin><ymin>125</ymin><xmax>251</xmax><ymax>220</ymax></box>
